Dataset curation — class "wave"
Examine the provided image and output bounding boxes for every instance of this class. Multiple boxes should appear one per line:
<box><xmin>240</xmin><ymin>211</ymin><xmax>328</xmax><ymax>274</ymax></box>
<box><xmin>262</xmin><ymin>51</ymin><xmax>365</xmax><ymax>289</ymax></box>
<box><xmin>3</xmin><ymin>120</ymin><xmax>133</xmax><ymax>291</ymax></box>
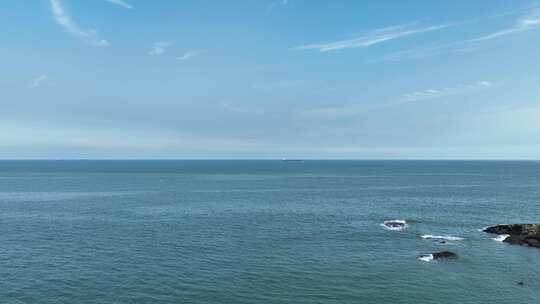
<box><xmin>381</xmin><ymin>220</ymin><xmax>408</xmax><ymax>231</ymax></box>
<box><xmin>421</xmin><ymin>235</ymin><xmax>464</xmax><ymax>241</ymax></box>
<box><xmin>478</xmin><ymin>226</ymin><xmax>490</xmax><ymax>232</ymax></box>
<box><xmin>493</xmin><ymin>234</ymin><xmax>510</xmax><ymax>242</ymax></box>
<box><xmin>418</xmin><ymin>254</ymin><xmax>434</xmax><ymax>262</ymax></box>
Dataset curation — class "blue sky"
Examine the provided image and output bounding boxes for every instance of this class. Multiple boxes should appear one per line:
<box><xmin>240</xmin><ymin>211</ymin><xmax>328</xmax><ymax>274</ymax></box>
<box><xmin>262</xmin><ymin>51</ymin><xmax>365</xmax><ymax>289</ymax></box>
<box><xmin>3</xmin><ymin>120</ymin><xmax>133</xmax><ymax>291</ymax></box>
<box><xmin>1</xmin><ymin>0</ymin><xmax>540</xmax><ymax>159</ymax></box>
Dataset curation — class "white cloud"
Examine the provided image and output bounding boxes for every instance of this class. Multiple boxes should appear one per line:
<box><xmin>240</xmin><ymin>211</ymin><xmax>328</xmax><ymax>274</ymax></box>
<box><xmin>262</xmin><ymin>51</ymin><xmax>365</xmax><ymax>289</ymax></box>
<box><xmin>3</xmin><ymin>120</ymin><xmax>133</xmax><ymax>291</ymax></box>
<box><xmin>399</xmin><ymin>81</ymin><xmax>493</xmax><ymax>103</ymax></box>
<box><xmin>49</xmin><ymin>0</ymin><xmax>109</xmax><ymax>47</ymax></box>
<box><xmin>376</xmin><ymin>10</ymin><xmax>540</xmax><ymax>62</ymax></box>
<box><xmin>149</xmin><ymin>41</ymin><xmax>174</xmax><ymax>56</ymax></box>
<box><xmin>372</xmin><ymin>41</ymin><xmax>479</xmax><ymax>62</ymax></box>
<box><xmin>293</xmin><ymin>22</ymin><xmax>454</xmax><ymax>52</ymax></box>
<box><xmin>104</xmin><ymin>0</ymin><xmax>133</xmax><ymax>9</ymax></box>
<box><xmin>267</xmin><ymin>0</ymin><xmax>289</xmax><ymax>12</ymax></box>
<box><xmin>470</xmin><ymin>9</ymin><xmax>540</xmax><ymax>42</ymax></box>
<box><xmin>298</xmin><ymin>81</ymin><xmax>494</xmax><ymax>120</ymax></box>
<box><xmin>177</xmin><ymin>50</ymin><xmax>207</xmax><ymax>61</ymax></box>
<box><xmin>29</xmin><ymin>74</ymin><xmax>48</xmax><ymax>88</ymax></box>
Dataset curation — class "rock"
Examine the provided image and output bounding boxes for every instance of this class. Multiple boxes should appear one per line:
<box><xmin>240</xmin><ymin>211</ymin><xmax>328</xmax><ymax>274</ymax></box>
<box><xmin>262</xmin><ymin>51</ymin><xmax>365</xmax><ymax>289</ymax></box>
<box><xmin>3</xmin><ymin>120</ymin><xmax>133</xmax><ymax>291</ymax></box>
<box><xmin>432</xmin><ymin>251</ymin><xmax>458</xmax><ymax>259</ymax></box>
<box><xmin>526</xmin><ymin>238</ymin><xmax>539</xmax><ymax>245</ymax></box>
<box><xmin>484</xmin><ymin>224</ymin><xmax>540</xmax><ymax>248</ymax></box>
<box><xmin>484</xmin><ymin>224</ymin><xmax>540</xmax><ymax>235</ymax></box>
<box><xmin>418</xmin><ymin>251</ymin><xmax>458</xmax><ymax>261</ymax></box>
<box><xmin>381</xmin><ymin>220</ymin><xmax>408</xmax><ymax>231</ymax></box>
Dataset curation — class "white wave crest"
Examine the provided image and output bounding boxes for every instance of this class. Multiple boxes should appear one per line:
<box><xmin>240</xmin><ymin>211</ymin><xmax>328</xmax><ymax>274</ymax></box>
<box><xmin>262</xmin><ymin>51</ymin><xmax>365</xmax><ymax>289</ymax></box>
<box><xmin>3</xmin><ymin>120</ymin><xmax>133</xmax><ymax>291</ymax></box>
<box><xmin>381</xmin><ymin>220</ymin><xmax>408</xmax><ymax>231</ymax></box>
<box><xmin>421</xmin><ymin>235</ymin><xmax>464</xmax><ymax>241</ymax></box>
<box><xmin>493</xmin><ymin>234</ymin><xmax>510</xmax><ymax>242</ymax></box>
<box><xmin>418</xmin><ymin>254</ymin><xmax>434</xmax><ymax>262</ymax></box>
<box><xmin>478</xmin><ymin>226</ymin><xmax>491</xmax><ymax>232</ymax></box>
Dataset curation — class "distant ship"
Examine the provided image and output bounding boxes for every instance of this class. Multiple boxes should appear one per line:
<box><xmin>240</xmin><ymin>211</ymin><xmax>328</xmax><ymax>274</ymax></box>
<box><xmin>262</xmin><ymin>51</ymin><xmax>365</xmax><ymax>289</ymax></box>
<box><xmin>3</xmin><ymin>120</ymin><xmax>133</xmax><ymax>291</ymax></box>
<box><xmin>281</xmin><ymin>158</ymin><xmax>304</xmax><ymax>162</ymax></box>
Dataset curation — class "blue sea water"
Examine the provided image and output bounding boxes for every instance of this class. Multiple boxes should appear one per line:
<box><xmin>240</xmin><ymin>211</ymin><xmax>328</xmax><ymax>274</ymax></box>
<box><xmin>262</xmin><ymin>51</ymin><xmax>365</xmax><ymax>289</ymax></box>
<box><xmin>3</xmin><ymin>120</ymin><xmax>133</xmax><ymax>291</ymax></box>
<box><xmin>1</xmin><ymin>160</ymin><xmax>540</xmax><ymax>303</ymax></box>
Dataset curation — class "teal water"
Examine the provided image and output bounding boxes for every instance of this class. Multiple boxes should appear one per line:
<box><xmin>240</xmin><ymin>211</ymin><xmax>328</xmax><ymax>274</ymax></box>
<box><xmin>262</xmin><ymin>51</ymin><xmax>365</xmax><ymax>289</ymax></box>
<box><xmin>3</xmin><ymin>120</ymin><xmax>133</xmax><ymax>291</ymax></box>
<box><xmin>1</xmin><ymin>161</ymin><xmax>540</xmax><ymax>303</ymax></box>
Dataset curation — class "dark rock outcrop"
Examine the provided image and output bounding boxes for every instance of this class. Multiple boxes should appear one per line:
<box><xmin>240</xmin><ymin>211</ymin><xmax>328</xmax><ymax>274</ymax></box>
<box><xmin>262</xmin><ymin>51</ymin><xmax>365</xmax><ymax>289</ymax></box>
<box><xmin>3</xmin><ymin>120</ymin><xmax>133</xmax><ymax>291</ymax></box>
<box><xmin>432</xmin><ymin>251</ymin><xmax>458</xmax><ymax>259</ymax></box>
<box><xmin>483</xmin><ymin>224</ymin><xmax>540</xmax><ymax>248</ymax></box>
<box><xmin>418</xmin><ymin>251</ymin><xmax>458</xmax><ymax>261</ymax></box>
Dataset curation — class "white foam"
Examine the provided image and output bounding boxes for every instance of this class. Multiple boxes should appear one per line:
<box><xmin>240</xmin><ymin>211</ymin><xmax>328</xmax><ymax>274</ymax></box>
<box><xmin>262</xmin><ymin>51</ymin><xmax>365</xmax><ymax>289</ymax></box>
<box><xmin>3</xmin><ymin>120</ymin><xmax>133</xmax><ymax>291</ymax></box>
<box><xmin>418</xmin><ymin>254</ymin><xmax>434</xmax><ymax>262</ymax></box>
<box><xmin>421</xmin><ymin>235</ymin><xmax>464</xmax><ymax>241</ymax></box>
<box><xmin>493</xmin><ymin>234</ymin><xmax>510</xmax><ymax>242</ymax></box>
<box><xmin>477</xmin><ymin>226</ymin><xmax>490</xmax><ymax>232</ymax></box>
<box><xmin>381</xmin><ymin>220</ymin><xmax>408</xmax><ymax>231</ymax></box>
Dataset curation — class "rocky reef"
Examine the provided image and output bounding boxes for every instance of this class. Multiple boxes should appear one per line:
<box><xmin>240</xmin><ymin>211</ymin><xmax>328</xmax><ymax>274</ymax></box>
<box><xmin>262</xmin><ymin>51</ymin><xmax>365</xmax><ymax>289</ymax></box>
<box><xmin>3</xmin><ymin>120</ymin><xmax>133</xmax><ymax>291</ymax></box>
<box><xmin>483</xmin><ymin>224</ymin><xmax>540</xmax><ymax>248</ymax></box>
<box><xmin>418</xmin><ymin>251</ymin><xmax>457</xmax><ymax>261</ymax></box>
<box><xmin>432</xmin><ymin>251</ymin><xmax>458</xmax><ymax>259</ymax></box>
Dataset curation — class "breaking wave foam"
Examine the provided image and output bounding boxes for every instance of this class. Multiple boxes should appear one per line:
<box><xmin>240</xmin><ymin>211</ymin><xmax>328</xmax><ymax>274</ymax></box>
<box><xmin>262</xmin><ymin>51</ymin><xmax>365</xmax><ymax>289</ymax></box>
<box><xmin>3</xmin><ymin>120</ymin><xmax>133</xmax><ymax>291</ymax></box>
<box><xmin>421</xmin><ymin>235</ymin><xmax>464</xmax><ymax>241</ymax></box>
<box><xmin>493</xmin><ymin>234</ymin><xmax>510</xmax><ymax>242</ymax></box>
<box><xmin>418</xmin><ymin>254</ymin><xmax>434</xmax><ymax>262</ymax></box>
<box><xmin>381</xmin><ymin>220</ymin><xmax>408</xmax><ymax>231</ymax></box>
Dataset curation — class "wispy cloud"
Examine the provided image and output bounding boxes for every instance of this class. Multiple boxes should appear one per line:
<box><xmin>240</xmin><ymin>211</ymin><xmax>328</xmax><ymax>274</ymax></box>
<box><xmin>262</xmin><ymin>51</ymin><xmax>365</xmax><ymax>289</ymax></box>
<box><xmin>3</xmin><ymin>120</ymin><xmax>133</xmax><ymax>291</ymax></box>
<box><xmin>372</xmin><ymin>41</ymin><xmax>479</xmax><ymax>62</ymax></box>
<box><xmin>29</xmin><ymin>74</ymin><xmax>48</xmax><ymax>88</ymax></box>
<box><xmin>469</xmin><ymin>9</ymin><xmax>540</xmax><ymax>42</ymax></box>
<box><xmin>267</xmin><ymin>0</ymin><xmax>289</xmax><ymax>13</ymax></box>
<box><xmin>293</xmin><ymin>22</ymin><xmax>455</xmax><ymax>52</ymax></box>
<box><xmin>398</xmin><ymin>81</ymin><xmax>493</xmax><ymax>103</ymax></box>
<box><xmin>104</xmin><ymin>0</ymin><xmax>133</xmax><ymax>9</ymax></box>
<box><xmin>177</xmin><ymin>50</ymin><xmax>207</xmax><ymax>61</ymax></box>
<box><xmin>376</xmin><ymin>10</ymin><xmax>540</xmax><ymax>62</ymax></box>
<box><xmin>149</xmin><ymin>41</ymin><xmax>174</xmax><ymax>56</ymax></box>
<box><xmin>298</xmin><ymin>81</ymin><xmax>494</xmax><ymax>120</ymax></box>
<box><xmin>49</xmin><ymin>0</ymin><xmax>109</xmax><ymax>47</ymax></box>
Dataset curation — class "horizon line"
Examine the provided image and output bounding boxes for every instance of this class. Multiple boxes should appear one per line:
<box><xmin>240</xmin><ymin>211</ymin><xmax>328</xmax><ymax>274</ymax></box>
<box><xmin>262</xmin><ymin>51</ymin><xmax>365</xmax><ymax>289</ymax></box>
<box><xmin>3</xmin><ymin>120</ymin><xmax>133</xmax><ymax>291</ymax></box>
<box><xmin>0</xmin><ymin>159</ymin><xmax>538</xmax><ymax>162</ymax></box>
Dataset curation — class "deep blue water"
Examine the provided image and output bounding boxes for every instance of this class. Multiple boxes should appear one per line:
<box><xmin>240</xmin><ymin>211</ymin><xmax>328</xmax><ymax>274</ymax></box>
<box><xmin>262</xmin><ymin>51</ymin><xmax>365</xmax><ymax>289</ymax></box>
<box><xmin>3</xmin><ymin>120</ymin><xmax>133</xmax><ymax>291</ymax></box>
<box><xmin>1</xmin><ymin>160</ymin><xmax>540</xmax><ymax>303</ymax></box>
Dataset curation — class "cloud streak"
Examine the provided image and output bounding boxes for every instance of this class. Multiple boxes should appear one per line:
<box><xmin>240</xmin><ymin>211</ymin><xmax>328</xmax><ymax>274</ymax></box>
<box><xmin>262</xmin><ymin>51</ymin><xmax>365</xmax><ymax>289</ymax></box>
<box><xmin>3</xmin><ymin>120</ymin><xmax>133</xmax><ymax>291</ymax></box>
<box><xmin>376</xmin><ymin>10</ymin><xmax>540</xmax><ymax>62</ymax></box>
<box><xmin>267</xmin><ymin>0</ymin><xmax>289</xmax><ymax>13</ymax></box>
<box><xmin>149</xmin><ymin>41</ymin><xmax>174</xmax><ymax>56</ymax></box>
<box><xmin>293</xmin><ymin>22</ymin><xmax>455</xmax><ymax>52</ymax></box>
<box><xmin>298</xmin><ymin>81</ymin><xmax>494</xmax><ymax>120</ymax></box>
<box><xmin>104</xmin><ymin>0</ymin><xmax>133</xmax><ymax>9</ymax></box>
<box><xmin>49</xmin><ymin>0</ymin><xmax>109</xmax><ymax>47</ymax></box>
<box><xmin>177</xmin><ymin>50</ymin><xmax>207</xmax><ymax>61</ymax></box>
<box><xmin>29</xmin><ymin>74</ymin><xmax>48</xmax><ymax>88</ymax></box>
<box><xmin>469</xmin><ymin>9</ymin><xmax>540</xmax><ymax>42</ymax></box>
<box><xmin>398</xmin><ymin>81</ymin><xmax>493</xmax><ymax>103</ymax></box>
<box><xmin>372</xmin><ymin>41</ymin><xmax>479</xmax><ymax>62</ymax></box>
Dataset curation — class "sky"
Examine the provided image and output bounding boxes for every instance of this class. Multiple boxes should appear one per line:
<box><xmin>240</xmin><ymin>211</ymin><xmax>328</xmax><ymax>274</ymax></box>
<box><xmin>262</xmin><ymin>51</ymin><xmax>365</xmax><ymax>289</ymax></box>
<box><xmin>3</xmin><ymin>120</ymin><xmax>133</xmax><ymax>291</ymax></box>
<box><xmin>1</xmin><ymin>0</ymin><xmax>540</xmax><ymax>159</ymax></box>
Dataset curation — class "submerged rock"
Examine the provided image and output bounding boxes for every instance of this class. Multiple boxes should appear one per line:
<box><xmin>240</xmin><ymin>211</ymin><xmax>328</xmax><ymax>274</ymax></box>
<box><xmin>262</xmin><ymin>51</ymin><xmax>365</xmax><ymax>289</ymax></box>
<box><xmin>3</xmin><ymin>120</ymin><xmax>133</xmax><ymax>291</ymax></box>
<box><xmin>418</xmin><ymin>251</ymin><xmax>457</xmax><ymax>261</ymax></box>
<box><xmin>381</xmin><ymin>220</ymin><xmax>408</xmax><ymax>231</ymax></box>
<box><xmin>483</xmin><ymin>224</ymin><xmax>540</xmax><ymax>248</ymax></box>
<box><xmin>432</xmin><ymin>251</ymin><xmax>458</xmax><ymax>259</ymax></box>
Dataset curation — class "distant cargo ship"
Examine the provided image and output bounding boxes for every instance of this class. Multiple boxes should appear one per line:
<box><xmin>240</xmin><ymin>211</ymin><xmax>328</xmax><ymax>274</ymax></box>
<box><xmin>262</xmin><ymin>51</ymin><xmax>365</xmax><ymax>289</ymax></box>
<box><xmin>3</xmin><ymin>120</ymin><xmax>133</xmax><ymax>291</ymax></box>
<box><xmin>281</xmin><ymin>158</ymin><xmax>304</xmax><ymax>162</ymax></box>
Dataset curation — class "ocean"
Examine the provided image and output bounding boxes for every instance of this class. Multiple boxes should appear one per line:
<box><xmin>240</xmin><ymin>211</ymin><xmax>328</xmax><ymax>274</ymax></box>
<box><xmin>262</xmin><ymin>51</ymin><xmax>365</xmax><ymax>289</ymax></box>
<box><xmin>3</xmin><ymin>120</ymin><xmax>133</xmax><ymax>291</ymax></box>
<box><xmin>1</xmin><ymin>160</ymin><xmax>539</xmax><ymax>303</ymax></box>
